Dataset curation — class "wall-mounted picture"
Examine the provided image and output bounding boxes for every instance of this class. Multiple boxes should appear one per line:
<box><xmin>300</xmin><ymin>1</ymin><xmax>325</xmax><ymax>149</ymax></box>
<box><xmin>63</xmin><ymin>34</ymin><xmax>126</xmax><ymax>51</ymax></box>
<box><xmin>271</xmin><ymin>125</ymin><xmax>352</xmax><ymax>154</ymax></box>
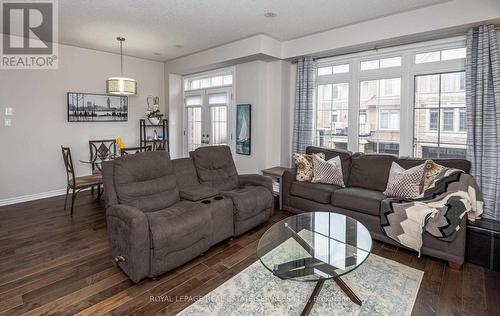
<box><xmin>236</xmin><ymin>104</ymin><xmax>251</xmax><ymax>155</ymax></box>
<box><xmin>67</xmin><ymin>92</ymin><xmax>128</xmax><ymax>122</ymax></box>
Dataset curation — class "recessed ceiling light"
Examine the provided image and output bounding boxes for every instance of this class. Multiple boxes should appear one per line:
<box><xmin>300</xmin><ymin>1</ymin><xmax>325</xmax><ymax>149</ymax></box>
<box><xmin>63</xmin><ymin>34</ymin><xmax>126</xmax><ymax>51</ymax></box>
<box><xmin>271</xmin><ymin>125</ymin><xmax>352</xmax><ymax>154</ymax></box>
<box><xmin>264</xmin><ymin>12</ymin><xmax>277</xmax><ymax>18</ymax></box>
<box><xmin>175</xmin><ymin>44</ymin><xmax>184</xmax><ymax>48</ymax></box>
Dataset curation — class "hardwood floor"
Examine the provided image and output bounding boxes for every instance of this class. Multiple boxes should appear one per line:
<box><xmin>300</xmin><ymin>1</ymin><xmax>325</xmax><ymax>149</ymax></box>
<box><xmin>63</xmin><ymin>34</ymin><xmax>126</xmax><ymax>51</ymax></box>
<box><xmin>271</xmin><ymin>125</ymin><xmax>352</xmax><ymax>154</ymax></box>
<box><xmin>0</xmin><ymin>192</ymin><xmax>498</xmax><ymax>316</ymax></box>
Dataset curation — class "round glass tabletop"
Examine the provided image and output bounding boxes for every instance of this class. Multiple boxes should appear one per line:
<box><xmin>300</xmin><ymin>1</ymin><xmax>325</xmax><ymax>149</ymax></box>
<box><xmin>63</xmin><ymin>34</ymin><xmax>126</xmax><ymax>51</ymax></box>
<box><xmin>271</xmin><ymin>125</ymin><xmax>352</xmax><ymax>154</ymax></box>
<box><xmin>79</xmin><ymin>154</ymin><xmax>119</xmax><ymax>164</ymax></box>
<box><xmin>257</xmin><ymin>212</ymin><xmax>372</xmax><ymax>282</ymax></box>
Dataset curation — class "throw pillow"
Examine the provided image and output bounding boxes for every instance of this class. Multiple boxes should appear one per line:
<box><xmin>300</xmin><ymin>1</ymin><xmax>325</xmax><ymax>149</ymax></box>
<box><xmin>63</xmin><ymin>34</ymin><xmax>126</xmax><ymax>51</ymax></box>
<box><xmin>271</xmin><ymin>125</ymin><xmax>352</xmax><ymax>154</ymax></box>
<box><xmin>383</xmin><ymin>162</ymin><xmax>425</xmax><ymax>198</ymax></box>
<box><xmin>422</xmin><ymin>160</ymin><xmax>447</xmax><ymax>191</ymax></box>
<box><xmin>311</xmin><ymin>154</ymin><xmax>345</xmax><ymax>187</ymax></box>
<box><xmin>293</xmin><ymin>152</ymin><xmax>325</xmax><ymax>182</ymax></box>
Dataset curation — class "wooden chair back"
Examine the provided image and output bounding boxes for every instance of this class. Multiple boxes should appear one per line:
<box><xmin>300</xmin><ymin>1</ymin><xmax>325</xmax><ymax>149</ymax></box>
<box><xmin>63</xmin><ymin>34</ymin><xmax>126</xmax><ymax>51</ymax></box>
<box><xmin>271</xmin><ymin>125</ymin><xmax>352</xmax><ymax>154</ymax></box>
<box><xmin>120</xmin><ymin>145</ymin><xmax>152</xmax><ymax>155</ymax></box>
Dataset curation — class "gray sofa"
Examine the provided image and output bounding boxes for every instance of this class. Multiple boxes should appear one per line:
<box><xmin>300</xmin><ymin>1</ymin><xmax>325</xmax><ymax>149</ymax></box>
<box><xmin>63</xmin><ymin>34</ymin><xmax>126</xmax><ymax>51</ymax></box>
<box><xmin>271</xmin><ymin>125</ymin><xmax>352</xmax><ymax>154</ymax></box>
<box><xmin>283</xmin><ymin>146</ymin><xmax>471</xmax><ymax>267</ymax></box>
<box><xmin>102</xmin><ymin>146</ymin><xmax>273</xmax><ymax>282</ymax></box>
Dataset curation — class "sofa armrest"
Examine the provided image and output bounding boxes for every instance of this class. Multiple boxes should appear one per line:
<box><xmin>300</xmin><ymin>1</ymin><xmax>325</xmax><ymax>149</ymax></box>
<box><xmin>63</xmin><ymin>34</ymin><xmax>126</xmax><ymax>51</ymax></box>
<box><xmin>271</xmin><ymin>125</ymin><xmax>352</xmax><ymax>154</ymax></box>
<box><xmin>238</xmin><ymin>174</ymin><xmax>273</xmax><ymax>193</ymax></box>
<box><xmin>281</xmin><ymin>168</ymin><xmax>296</xmax><ymax>210</ymax></box>
<box><xmin>106</xmin><ymin>204</ymin><xmax>150</xmax><ymax>283</ymax></box>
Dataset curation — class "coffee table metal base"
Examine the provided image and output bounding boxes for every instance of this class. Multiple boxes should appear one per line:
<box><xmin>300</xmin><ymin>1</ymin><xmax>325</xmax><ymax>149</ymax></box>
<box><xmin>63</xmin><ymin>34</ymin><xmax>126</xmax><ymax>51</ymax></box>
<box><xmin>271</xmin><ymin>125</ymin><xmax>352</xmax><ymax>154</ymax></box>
<box><xmin>300</xmin><ymin>278</ymin><xmax>362</xmax><ymax>316</ymax></box>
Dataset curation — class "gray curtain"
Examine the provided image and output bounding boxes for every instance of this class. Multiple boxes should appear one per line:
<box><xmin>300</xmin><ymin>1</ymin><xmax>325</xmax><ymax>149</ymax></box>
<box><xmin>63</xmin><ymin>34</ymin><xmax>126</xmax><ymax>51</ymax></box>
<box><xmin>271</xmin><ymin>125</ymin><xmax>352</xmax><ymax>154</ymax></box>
<box><xmin>292</xmin><ymin>56</ymin><xmax>317</xmax><ymax>154</ymax></box>
<box><xmin>466</xmin><ymin>25</ymin><xmax>500</xmax><ymax>221</ymax></box>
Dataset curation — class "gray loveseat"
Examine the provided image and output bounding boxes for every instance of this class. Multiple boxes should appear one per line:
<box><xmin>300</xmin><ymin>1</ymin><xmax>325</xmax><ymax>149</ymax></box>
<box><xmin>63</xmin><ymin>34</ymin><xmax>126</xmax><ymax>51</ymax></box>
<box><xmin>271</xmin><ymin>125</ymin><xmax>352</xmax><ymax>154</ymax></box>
<box><xmin>102</xmin><ymin>146</ymin><xmax>273</xmax><ymax>282</ymax></box>
<box><xmin>282</xmin><ymin>146</ymin><xmax>471</xmax><ymax>267</ymax></box>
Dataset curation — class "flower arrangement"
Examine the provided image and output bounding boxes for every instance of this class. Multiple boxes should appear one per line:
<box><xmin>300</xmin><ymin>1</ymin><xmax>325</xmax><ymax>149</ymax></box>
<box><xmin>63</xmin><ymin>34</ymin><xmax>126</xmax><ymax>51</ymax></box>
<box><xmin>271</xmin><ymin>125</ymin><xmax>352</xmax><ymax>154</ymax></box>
<box><xmin>145</xmin><ymin>103</ymin><xmax>163</xmax><ymax>119</ymax></box>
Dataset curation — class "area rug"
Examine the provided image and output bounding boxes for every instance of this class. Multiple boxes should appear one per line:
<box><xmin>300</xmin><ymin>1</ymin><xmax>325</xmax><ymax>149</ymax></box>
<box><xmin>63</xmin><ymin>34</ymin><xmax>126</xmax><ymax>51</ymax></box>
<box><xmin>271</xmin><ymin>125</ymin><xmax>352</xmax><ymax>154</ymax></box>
<box><xmin>177</xmin><ymin>253</ymin><xmax>423</xmax><ymax>316</ymax></box>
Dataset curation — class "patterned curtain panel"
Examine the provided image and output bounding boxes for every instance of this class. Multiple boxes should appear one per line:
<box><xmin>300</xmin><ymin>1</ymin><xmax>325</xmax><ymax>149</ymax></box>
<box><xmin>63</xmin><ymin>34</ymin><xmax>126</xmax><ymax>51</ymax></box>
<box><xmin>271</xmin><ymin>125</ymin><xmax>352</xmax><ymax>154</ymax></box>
<box><xmin>292</xmin><ymin>56</ymin><xmax>317</xmax><ymax>154</ymax></box>
<box><xmin>466</xmin><ymin>25</ymin><xmax>500</xmax><ymax>221</ymax></box>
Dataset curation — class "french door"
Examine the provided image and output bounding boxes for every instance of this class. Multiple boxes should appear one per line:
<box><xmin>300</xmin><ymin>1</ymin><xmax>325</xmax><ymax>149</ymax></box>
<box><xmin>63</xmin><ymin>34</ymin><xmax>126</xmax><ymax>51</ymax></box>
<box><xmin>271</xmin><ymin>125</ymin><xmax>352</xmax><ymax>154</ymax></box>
<box><xmin>184</xmin><ymin>87</ymin><xmax>232</xmax><ymax>154</ymax></box>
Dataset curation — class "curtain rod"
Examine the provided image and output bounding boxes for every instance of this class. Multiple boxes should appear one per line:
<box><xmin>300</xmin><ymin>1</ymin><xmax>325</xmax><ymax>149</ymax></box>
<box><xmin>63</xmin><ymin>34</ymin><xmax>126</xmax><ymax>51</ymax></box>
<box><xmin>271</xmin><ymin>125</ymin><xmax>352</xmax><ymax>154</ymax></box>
<box><xmin>291</xmin><ymin>25</ymin><xmax>500</xmax><ymax>63</ymax></box>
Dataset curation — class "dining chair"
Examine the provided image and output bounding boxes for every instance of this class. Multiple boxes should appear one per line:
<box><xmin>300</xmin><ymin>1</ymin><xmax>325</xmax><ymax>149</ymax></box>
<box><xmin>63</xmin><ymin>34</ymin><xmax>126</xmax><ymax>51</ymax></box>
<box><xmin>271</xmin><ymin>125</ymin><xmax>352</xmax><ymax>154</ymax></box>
<box><xmin>61</xmin><ymin>146</ymin><xmax>103</xmax><ymax>215</ymax></box>
<box><xmin>120</xmin><ymin>145</ymin><xmax>152</xmax><ymax>155</ymax></box>
<box><xmin>152</xmin><ymin>139</ymin><xmax>168</xmax><ymax>151</ymax></box>
<box><xmin>88</xmin><ymin>139</ymin><xmax>116</xmax><ymax>194</ymax></box>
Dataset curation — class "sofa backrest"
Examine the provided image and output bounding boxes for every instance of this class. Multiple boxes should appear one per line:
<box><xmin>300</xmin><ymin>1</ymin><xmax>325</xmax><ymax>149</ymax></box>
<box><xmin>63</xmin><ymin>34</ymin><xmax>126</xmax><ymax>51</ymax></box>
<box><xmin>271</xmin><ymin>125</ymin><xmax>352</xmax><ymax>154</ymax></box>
<box><xmin>347</xmin><ymin>153</ymin><xmax>397</xmax><ymax>191</ymax></box>
<box><xmin>306</xmin><ymin>146</ymin><xmax>352</xmax><ymax>184</ymax></box>
<box><xmin>191</xmin><ymin>145</ymin><xmax>239</xmax><ymax>191</ymax></box>
<box><xmin>172</xmin><ymin>157</ymin><xmax>200</xmax><ymax>190</ymax></box>
<box><xmin>398</xmin><ymin>157</ymin><xmax>471</xmax><ymax>173</ymax></box>
<box><xmin>102</xmin><ymin>151</ymin><xmax>179</xmax><ymax>212</ymax></box>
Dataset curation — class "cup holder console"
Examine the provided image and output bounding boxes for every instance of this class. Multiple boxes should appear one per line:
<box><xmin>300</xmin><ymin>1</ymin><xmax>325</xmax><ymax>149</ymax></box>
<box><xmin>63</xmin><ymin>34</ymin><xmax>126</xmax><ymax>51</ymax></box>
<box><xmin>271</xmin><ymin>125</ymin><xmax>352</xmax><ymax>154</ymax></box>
<box><xmin>201</xmin><ymin>200</ymin><xmax>211</xmax><ymax>204</ymax></box>
<box><xmin>214</xmin><ymin>196</ymin><xmax>223</xmax><ymax>200</ymax></box>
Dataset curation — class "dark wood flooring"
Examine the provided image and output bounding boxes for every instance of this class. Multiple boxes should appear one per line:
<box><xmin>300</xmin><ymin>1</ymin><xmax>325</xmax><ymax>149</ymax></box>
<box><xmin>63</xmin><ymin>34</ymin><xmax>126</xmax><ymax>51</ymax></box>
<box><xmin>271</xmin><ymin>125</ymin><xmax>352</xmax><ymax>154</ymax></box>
<box><xmin>0</xmin><ymin>192</ymin><xmax>498</xmax><ymax>316</ymax></box>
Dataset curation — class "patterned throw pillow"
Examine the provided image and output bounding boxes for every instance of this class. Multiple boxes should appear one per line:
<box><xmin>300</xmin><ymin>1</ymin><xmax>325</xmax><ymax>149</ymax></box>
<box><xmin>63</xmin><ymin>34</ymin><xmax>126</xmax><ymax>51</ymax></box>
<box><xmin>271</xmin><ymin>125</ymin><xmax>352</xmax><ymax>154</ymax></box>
<box><xmin>383</xmin><ymin>162</ymin><xmax>425</xmax><ymax>198</ymax></box>
<box><xmin>311</xmin><ymin>154</ymin><xmax>345</xmax><ymax>187</ymax></box>
<box><xmin>422</xmin><ymin>160</ymin><xmax>447</xmax><ymax>191</ymax></box>
<box><xmin>293</xmin><ymin>152</ymin><xmax>325</xmax><ymax>182</ymax></box>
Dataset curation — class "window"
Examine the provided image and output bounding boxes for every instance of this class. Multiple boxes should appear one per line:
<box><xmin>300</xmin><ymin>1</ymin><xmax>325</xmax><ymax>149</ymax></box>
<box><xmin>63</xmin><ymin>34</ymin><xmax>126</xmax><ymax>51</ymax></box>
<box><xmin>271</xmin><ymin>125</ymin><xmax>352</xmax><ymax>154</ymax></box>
<box><xmin>414</xmin><ymin>71</ymin><xmax>466</xmax><ymax>159</ymax></box>
<box><xmin>359</xmin><ymin>78</ymin><xmax>401</xmax><ymax>154</ymax></box>
<box><xmin>428</xmin><ymin>109</ymin><xmax>439</xmax><ymax>131</ymax></box>
<box><xmin>184</xmin><ymin>73</ymin><xmax>232</xmax><ymax>91</ymax></box>
<box><xmin>318</xmin><ymin>63</ymin><xmax>350</xmax><ymax>76</ymax></box>
<box><xmin>442</xmin><ymin>109</ymin><xmax>454</xmax><ymax>131</ymax></box>
<box><xmin>315</xmin><ymin>36</ymin><xmax>465</xmax><ymax>157</ymax></box>
<box><xmin>379</xmin><ymin>110</ymin><xmax>399</xmax><ymax>130</ymax></box>
<box><xmin>459</xmin><ymin>109</ymin><xmax>467</xmax><ymax>131</ymax></box>
<box><xmin>361</xmin><ymin>56</ymin><xmax>401</xmax><ymax>70</ymax></box>
<box><xmin>415</xmin><ymin>47</ymin><xmax>466</xmax><ymax>64</ymax></box>
<box><xmin>316</xmin><ymin>83</ymin><xmax>349</xmax><ymax>149</ymax></box>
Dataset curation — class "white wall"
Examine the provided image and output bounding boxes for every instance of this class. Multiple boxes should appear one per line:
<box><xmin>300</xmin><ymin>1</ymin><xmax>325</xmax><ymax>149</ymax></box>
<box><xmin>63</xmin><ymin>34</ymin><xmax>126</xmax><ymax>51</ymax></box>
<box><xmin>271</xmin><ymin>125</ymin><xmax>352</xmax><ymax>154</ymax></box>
<box><xmin>0</xmin><ymin>44</ymin><xmax>165</xmax><ymax>203</ymax></box>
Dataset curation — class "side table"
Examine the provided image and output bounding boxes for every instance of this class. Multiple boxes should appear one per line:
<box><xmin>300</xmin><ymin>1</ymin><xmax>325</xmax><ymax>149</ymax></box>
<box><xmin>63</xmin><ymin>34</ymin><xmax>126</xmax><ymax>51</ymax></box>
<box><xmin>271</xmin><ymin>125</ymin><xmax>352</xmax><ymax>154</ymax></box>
<box><xmin>261</xmin><ymin>166</ymin><xmax>288</xmax><ymax>211</ymax></box>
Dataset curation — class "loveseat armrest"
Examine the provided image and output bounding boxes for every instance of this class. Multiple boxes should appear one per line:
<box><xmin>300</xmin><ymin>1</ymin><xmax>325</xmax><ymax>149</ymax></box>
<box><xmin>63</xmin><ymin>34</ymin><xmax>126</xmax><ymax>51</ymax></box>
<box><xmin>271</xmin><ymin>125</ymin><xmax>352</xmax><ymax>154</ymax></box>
<box><xmin>238</xmin><ymin>174</ymin><xmax>273</xmax><ymax>193</ymax></box>
<box><xmin>106</xmin><ymin>204</ymin><xmax>150</xmax><ymax>283</ymax></box>
<box><xmin>281</xmin><ymin>168</ymin><xmax>296</xmax><ymax>211</ymax></box>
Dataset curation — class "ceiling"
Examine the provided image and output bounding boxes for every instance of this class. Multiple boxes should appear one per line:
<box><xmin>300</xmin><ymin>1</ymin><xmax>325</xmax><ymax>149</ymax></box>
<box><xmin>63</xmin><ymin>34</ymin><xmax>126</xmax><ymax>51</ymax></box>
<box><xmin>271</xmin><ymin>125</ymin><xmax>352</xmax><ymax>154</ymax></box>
<box><xmin>58</xmin><ymin>0</ymin><xmax>449</xmax><ymax>61</ymax></box>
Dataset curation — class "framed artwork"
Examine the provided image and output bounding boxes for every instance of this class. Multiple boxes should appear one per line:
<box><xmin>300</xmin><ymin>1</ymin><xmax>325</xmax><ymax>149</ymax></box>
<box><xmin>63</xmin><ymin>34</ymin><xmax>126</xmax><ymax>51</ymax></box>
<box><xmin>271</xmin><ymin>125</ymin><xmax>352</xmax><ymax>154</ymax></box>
<box><xmin>236</xmin><ymin>104</ymin><xmax>251</xmax><ymax>155</ymax></box>
<box><xmin>67</xmin><ymin>92</ymin><xmax>128</xmax><ymax>122</ymax></box>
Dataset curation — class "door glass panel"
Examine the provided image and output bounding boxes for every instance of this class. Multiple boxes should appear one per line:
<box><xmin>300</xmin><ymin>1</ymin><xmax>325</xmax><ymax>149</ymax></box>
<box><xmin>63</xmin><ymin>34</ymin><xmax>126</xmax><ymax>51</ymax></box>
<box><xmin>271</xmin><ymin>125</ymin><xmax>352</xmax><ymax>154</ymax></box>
<box><xmin>187</xmin><ymin>107</ymin><xmax>202</xmax><ymax>151</ymax></box>
<box><xmin>210</xmin><ymin>106</ymin><xmax>227</xmax><ymax>146</ymax></box>
<box><xmin>208</xmin><ymin>93</ymin><xmax>228</xmax><ymax>105</ymax></box>
<box><xmin>186</xmin><ymin>96</ymin><xmax>202</xmax><ymax>106</ymax></box>
<box><xmin>359</xmin><ymin>78</ymin><xmax>401</xmax><ymax>155</ymax></box>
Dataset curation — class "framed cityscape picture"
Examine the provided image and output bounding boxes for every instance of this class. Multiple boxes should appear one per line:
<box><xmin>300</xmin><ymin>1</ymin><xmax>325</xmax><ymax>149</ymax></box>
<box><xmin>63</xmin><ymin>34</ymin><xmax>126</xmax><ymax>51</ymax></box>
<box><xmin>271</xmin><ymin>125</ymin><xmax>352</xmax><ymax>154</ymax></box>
<box><xmin>236</xmin><ymin>104</ymin><xmax>251</xmax><ymax>155</ymax></box>
<box><xmin>67</xmin><ymin>92</ymin><xmax>128</xmax><ymax>122</ymax></box>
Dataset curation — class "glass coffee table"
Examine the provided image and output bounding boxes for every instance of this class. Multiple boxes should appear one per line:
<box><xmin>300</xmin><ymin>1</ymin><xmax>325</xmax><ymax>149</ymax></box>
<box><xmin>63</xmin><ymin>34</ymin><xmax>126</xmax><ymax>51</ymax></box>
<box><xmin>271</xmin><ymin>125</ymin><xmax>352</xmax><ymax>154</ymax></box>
<box><xmin>257</xmin><ymin>212</ymin><xmax>372</xmax><ymax>316</ymax></box>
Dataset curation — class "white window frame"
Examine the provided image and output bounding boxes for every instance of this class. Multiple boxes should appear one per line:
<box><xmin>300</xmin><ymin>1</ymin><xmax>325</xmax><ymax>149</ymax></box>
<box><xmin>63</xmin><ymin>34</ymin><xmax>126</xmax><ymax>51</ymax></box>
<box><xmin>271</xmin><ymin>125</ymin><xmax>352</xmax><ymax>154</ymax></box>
<box><xmin>182</xmin><ymin>67</ymin><xmax>235</xmax><ymax>156</ymax></box>
<box><xmin>315</xmin><ymin>36</ymin><xmax>466</xmax><ymax>156</ymax></box>
<box><xmin>378</xmin><ymin>109</ymin><xmax>400</xmax><ymax>131</ymax></box>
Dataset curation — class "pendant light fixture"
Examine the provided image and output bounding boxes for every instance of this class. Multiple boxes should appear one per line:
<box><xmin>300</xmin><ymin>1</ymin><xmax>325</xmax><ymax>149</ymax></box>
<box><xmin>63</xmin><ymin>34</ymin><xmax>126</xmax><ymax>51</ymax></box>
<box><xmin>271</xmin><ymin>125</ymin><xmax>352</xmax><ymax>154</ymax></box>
<box><xmin>106</xmin><ymin>37</ymin><xmax>137</xmax><ymax>95</ymax></box>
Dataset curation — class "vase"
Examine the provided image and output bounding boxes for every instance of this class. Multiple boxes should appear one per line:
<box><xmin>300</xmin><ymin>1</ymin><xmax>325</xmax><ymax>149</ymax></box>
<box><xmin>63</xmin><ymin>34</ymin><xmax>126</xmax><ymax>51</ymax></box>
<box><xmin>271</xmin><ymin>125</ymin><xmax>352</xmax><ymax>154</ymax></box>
<box><xmin>148</xmin><ymin>117</ymin><xmax>161</xmax><ymax>125</ymax></box>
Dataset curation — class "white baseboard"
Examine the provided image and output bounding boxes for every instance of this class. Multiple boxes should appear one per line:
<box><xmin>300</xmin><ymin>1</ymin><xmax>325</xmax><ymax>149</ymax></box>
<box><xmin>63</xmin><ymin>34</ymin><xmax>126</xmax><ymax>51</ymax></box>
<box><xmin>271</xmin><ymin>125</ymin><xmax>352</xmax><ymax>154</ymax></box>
<box><xmin>0</xmin><ymin>188</ymin><xmax>68</xmax><ymax>207</ymax></box>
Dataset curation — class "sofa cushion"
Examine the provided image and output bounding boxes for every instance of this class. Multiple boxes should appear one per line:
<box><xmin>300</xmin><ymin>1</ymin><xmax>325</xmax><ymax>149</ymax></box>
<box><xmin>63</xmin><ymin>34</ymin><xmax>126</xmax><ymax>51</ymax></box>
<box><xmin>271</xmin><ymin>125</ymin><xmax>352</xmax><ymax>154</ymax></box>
<box><xmin>331</xmin><ymin>187</ymin><xmax>385</xmax><ymax>216</ymax></box>
<box><xmin>146</xmin><ymin>201</ymin><xmax>212</xmax><ymax>253</ymax></box>
<box><xmin>113</xmin><ymin>151</ymin><xmax>179</xmax><ymax>212</ymax></box>
<box><xmin>191</xmin><ymin>146</ymin><xmax>239</xmax><ymax>191</ymax></box>
<box><xmin>348</xmin><ymin>153</ymin><xmax>397</xmax><ymax>191</ymax></box>
<box><xmin>383</xmin><ymin>162</ymin><xmax>425</xmax><ymax>198</ymax></box>
<box><xmin>290</xmin><ymin>181</ymin><xmax>341</xmax><ymax>204</ymax></box>
<box><xmin>306</xmin><ymin>146</ymin><xmax>352</xmax><ymax>184</ymax></box>
<box><xmin>221</xmin><ymin>186</ymin><xmax>273</xmax><ymax>221</ymax></box>
<box><xmin>179</xmin><ymin>184</ymin><xmax>219</xmax><ymax>201</ymax></box>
